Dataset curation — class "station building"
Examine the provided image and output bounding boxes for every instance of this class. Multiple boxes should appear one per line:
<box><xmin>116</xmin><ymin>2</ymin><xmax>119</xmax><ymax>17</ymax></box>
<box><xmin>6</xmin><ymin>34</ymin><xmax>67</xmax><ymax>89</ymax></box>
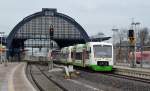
<box><xmin>7</xmin><ymin>8</ymin><xmax>110</xmax><ymax>61</ymax></box>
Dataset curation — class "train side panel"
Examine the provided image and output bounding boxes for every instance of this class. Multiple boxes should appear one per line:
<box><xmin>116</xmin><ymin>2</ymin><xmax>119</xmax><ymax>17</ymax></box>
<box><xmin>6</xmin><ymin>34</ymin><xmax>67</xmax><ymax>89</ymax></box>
<box><xmin>57</xmin><ymin>42</ymin><xmax>113</xmax><ymax>72</ymax></box>
<box><xmin>73</xmin><ymin>44</ymin><xmax>85</xmax><ymax>67</ymax></box>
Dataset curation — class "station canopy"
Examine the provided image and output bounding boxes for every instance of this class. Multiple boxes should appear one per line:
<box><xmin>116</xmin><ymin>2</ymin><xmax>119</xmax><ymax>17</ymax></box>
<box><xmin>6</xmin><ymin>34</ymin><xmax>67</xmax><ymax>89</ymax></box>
<box><xmin>7</xmin><ymin>8</ymin><xmax>90</xmax><ymax>58</ymax></box>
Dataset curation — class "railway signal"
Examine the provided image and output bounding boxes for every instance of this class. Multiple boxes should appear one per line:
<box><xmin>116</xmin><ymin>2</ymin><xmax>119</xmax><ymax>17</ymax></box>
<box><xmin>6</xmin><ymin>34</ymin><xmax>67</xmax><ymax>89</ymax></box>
<box><xmin>49</xmin><ymin>25</ymin><xmax>54</xmax><ymax>39</ymax></box>
<box><xmin>128</xmin><ymin>29</ymin><xmax>136</xmax><ymax>67</ymax></box>
<box><xmin>49</xmin><ymin>25</ymin><xmax>54</xmax><ymax>71</ymax></box>
<box><xmin>128</xmin><ymin>29</ymin><xmax>135</xmax><ymax>45</ymax></box>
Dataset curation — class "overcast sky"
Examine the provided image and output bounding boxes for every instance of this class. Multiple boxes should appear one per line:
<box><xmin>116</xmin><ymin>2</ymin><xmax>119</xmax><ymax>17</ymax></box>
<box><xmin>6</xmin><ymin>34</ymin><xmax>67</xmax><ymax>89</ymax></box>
<box><xmin>0</xmin><ymin>0</ymin><xmax>150</xmax><ymax>36</ymax></box>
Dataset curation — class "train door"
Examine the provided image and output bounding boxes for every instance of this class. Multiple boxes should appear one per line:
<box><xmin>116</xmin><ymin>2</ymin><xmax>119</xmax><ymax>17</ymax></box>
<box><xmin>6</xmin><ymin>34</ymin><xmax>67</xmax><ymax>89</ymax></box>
<box><xmin>71</xmin><ymin>49</ymin><xmax>76</xmax><ymax>64</ymax></box>
<box><xmin>82</xmin><ymin>49</ymin><xmax>86</xmax><ymax>67</ymax></box>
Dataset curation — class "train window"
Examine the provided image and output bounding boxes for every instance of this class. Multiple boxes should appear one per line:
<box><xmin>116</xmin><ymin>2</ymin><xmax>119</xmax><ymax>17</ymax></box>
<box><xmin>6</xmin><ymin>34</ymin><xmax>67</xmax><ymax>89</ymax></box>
<box><xmin>93</xmin><ymin>45</ymin><xmax>112</xmax><ymax>58</ymax></box>
<box><xmin>75</xmin><ymin>52</ymin><xmax>82</xmax><ymax>60</ymax></box>
<box><xmin>89</xmin><ymin>47</ymin><xmax>91</xmax><ymax>53</ymax></box>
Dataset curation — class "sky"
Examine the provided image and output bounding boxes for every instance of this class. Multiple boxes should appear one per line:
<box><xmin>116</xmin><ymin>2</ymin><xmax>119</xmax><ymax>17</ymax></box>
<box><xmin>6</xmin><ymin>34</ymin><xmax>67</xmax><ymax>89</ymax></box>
<box><xmin>0</xmin><ymin>0</ymin><xmax>150</xmax><ymax>36</ymax></box>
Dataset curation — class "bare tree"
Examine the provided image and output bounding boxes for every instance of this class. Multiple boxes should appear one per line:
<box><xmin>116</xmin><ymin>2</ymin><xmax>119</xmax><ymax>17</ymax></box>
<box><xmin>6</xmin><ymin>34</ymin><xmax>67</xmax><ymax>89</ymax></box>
<box><xmin>115</xmin><ymin>29</ymin><xmax>128</xmax><ymax>62</ymax></box>
<box><xmin>139</xmin><ymin>27</ymin><xmax>149</xmax><ymax>46</ymax></box>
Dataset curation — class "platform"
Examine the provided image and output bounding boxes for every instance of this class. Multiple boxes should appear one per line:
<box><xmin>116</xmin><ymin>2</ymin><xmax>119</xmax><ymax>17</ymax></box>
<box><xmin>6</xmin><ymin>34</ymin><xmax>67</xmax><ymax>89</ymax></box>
<box><xmin>114</xmin><ymin>64</ymin><xmax>150</xmax><ymax>73</ymax></box>
<box><xmin>0</xmin><ymin>62</ymin><xmax>36</xmax><ymax>91</ymax></box>
<box><xmin>114</xmin><ymin>64</ymin><xmax>150</xmax><ymax>79</ymax></box>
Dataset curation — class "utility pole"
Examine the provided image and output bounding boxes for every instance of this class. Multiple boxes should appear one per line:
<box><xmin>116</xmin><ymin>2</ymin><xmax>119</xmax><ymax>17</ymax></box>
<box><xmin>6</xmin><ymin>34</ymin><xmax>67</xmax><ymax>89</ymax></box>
<box><xmin>140</xmin><ymin>32</ymin><xmax>144</xmax><ymax>68</ymax></box>
<box><xmin>128</xmin><ymin>29</ymin><xmax>136</xmax><ymax>67</ymax></box>
<box><xmin>112</xmin><ymin>28</ymin><xmax>118</xmax><ymax>64</ymax></box>
<box><xmin>130</xmin><ymin>22</ymin><xmax>140</xmax><ymax>67</ymax></box>
<box><xmin>49</xmin><ymin>24</ymin><xmax>54</xmax><ymax>70</ymax></box>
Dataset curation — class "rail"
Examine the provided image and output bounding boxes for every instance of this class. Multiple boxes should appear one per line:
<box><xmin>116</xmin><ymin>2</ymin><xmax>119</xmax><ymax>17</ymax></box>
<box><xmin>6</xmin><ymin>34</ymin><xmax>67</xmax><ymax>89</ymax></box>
<box><xmin>27</xmin><ymin>63</ymin><xmax>45</xmax><ymax>91</ymax></box>
<box><xmin>113</xmin><ymin>67</ymin><xmax>150</xmax><ymax>80</ymax></box>
<box><xmin>26</xmin><ymin>62</ymin><xmax>68</xmax><ymax>91</ymax></box>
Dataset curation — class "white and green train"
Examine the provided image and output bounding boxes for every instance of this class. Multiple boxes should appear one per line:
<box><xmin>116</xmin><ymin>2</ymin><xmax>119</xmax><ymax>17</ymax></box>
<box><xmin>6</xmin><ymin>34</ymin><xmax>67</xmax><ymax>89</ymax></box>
<box><xmin>55</xmin><ymin>42</ymin><xmax>113</xmax><ymax>71</ymax></box>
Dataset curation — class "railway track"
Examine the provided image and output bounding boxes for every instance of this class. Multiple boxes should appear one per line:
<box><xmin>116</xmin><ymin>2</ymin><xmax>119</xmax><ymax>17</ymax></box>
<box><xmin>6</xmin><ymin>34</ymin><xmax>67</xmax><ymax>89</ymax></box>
<box><xmin>113</xmin><ymin>67</ymin><xmax>150</xmax><ymax>80</ymax></box>
<box><xmin>26</xmin><ymin>63</ymin><xmax>67</xmax><ymax>91</ymax></box>
<box><xmin>27</xmin><ymin>62</ymin><xmax>150</xmax><ymax>91</ymax></box>
<box><xmin>103</xmin><ymin>73</ymin><xmax>150</xmax><ymax>84</ymax></box>
<box><xmin>74</xmin><ymin>68</ymin><xmax>150</xmax><ymax>91</ymax></box>
<box><xmin>27</xmin><ymin>63</ymin><xmax>45</xmax><ymax>91</ymax></box>
<box><xmin>74</xmin><ymin>65</ymin><xmax>150</xmax><ymax>84</ymax></box>
<box><xmin>36</xmin><ymin>65</ymin><xmax>68</xmax><ymax>91</ymax></box>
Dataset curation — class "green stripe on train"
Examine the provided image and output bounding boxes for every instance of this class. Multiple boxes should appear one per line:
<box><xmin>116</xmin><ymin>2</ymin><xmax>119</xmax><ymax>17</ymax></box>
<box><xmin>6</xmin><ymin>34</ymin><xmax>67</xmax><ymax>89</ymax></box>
<box><xmin>90</xmin><ymin>65</ymin><xmax>113</xmax><ymax>71</ymax></box>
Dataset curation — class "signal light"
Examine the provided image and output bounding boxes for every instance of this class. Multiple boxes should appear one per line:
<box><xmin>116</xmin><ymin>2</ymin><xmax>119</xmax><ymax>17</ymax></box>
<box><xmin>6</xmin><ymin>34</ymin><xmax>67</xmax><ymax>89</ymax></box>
<box><xmin>128</xmin><ymin>29</ymin><xmax>134</xmax><ymax>38</ymax></box>
<box><xmin>128</xmin><ymin>29</ymin><xmax>135</xmax><ymax>45</ymax></box>
<box><xmin>49</xmin><ymin>25</ymin><xmax>54</xmax><ymax>39</ymax></box>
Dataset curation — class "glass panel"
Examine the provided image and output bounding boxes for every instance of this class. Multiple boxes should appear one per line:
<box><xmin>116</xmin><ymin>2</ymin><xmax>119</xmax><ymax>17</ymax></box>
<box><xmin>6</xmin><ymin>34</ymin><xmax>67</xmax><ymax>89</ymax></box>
<box><xmin>75</xmin><ymin>52</ymin><xmax>82</xmax><ymax>60</ymax></box>
<box><xmin>14</xmin><ymin>16</ymin><xmax>83</xmax><ymax>48</ymax></box>
<box><xmin>93</xmin><ymin>45</ymin><xmax>112</xmax><ymax>58</ymax></box>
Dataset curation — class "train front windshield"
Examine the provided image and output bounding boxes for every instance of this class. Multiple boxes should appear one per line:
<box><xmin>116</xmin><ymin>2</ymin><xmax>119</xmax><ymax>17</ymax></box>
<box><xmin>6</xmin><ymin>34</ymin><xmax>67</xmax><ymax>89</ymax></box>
<box><xmin>93</xmin><ymin>45</ymin><xmax>112</xmax><ymax>58</ymax></box>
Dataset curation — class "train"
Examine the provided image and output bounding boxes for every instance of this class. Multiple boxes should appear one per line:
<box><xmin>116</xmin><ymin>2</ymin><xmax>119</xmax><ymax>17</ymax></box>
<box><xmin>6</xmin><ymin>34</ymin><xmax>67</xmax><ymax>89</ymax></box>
<box><xmin>130</xmin><ymin>51</ymin><xmax>150</xmax><ymax>64</ymax></box>
<box><xmin>50</xmin><ymin>42</ymin><xmax>113</xmax><ymax>71</ymax></box>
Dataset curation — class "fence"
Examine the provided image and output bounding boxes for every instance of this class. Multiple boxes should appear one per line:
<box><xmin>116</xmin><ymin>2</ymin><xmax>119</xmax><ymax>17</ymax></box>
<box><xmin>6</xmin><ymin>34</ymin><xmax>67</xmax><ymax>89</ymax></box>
<box><xmin>114</xmin><ymin>45</ymin><xmax>150</xmax><ymax>68</ymax></box>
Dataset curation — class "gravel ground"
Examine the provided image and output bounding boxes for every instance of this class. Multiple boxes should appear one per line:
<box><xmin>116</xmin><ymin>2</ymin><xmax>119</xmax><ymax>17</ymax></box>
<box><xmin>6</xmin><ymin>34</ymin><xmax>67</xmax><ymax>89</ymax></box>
<box><xmin>39</xmin><ymin>65</ymin><xmax>102</xmax><ymax>91</ymax></box>
<box><xmin>78</xmin><ymin>70</ymin><xmax>150</xmax><ymax>91</ymax></box>
<box><xmin>35</xmin><ymin>64</ymin><xmax>150</xmax><ymax>91</ymax></box>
